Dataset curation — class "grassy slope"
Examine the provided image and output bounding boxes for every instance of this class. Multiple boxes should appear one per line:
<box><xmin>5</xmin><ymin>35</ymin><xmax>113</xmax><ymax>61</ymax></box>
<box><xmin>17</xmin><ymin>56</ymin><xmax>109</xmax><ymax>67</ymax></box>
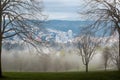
<box><xmin>0</xmin><ymin>71</ymin><xmax>120</xmax><ymax>80</ymax></box>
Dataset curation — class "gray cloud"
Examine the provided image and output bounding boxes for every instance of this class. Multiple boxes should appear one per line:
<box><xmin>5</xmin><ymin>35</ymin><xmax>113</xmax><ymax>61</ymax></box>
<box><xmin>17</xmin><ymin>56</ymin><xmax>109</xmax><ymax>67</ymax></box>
<box><xmin>43</xmin><ymin>0</ymin><xmax>82</xmax><ymax>20</ymax></box>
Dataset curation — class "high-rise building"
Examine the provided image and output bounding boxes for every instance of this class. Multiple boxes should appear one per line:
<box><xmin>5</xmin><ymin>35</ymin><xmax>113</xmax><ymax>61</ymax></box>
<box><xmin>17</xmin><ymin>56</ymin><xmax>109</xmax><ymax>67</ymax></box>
<box><xmin>68</xmin><ymin>30</ymin><xmax>73</xmax><ymax>39</ymax></box>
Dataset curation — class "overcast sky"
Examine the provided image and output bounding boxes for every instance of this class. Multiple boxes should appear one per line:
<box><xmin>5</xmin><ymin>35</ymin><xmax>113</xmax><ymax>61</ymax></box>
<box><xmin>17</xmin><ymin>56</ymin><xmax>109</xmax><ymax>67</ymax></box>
<box><xmin>43</xmin><ymin>0</ymin><xmax>84</xmax><ymax>20</ymax></box>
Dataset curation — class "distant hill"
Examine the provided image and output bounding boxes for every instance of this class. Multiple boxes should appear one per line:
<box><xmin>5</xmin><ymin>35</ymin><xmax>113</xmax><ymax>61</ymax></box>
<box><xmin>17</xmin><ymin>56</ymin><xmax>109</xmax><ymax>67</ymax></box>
<box><xmin>41</xmin><ymin>20</ymin><xmax>92</xmax><ymax>35</ymax></box>
<box><xmin>42</xmin><ymin>20</ymin><xmax>112</xmax><ymax>37</ymax></box>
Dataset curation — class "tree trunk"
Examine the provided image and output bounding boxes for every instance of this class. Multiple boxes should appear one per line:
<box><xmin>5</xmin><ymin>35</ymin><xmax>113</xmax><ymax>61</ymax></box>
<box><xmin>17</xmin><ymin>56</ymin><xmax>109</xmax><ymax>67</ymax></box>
<box><xmin>116</xmin><ymin>22</ymin><xmax>120</xmax><ymax>71</ymax></box>
<box><xmin>86</xmin><ymin>63</ymin><xmax>88</xmax><ymax>72</ymax></box>
<box><xmin>0</xmin><ymin>0</ymin><xmax>2</xmax><ymax>77</ymax></box>
<box><xmin>118</xmin><ymin>34</ymin><xmax>120</xmax><ymax>71</ymax></box>
<box><xmin>105</xmin><ymin>65</ymin><xmax>107</xmax><ymax>71</ymax></box>
<box><xmin>0</xmin><ymin>38</ymin><xmax>2</xmax><ymax>77</ymax></box>
<box><xmin>104</xmin><ymin>61</ymin><xmax>107</xmax><ymax>71</ymax></box>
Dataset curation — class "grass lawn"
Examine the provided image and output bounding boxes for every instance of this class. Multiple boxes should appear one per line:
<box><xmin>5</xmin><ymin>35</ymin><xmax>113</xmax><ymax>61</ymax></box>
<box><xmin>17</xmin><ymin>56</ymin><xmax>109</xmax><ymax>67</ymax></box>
<box><xmin>0</xmin><ymin>71</ymin><xmax>120</xmax><ymax>80</ymax></box>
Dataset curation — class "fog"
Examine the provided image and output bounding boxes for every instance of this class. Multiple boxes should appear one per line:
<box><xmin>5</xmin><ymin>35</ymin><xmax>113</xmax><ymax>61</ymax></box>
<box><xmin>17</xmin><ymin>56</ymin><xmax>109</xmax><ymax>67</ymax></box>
<box><xmin>1</xmin><ymin>46</ymin><xmax>115</xmax><ymax>72</ymax></box>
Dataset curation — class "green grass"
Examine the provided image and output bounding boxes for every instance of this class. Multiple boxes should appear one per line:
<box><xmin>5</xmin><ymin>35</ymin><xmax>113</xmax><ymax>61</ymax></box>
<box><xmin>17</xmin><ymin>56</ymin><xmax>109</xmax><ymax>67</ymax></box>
<box><xmin>0</xmin><ymin>71</ymin><xmax>120</xmax><ymax>80</ymax></box>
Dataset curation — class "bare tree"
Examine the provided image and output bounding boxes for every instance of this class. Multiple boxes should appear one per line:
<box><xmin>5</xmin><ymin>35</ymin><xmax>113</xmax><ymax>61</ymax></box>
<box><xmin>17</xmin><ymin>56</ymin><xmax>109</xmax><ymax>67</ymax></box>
<box><xmin>77</xmin><ymin>32</ymin><xmax>98</xmax><ymax>72</ymax></box>
<box><xmin>81</xmin><ymin>0</ymin><xmax>120</xmax><ymax>71</ymax></box>
<box><xmin>102</xmin><ymin>47</ymin><xmax>111</xmax><ymax>71</ymax></box>
<box><xmin>110</xmin><ymin>43</ymin><xmax>120</xmax><ymax>70</ymax></box>
<box><xmin>0</xmin><ymin>0</ymin><xmax>44</xmax><ymax>77</ymax></box>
